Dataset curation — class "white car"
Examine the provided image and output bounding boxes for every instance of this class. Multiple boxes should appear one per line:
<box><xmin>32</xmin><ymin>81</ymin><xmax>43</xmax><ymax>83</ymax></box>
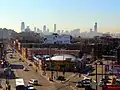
<box><xmin>84</xmin><ymin>77</ymin><xmax>92</xmax><ymax>82</ymax></box>
<box><xmin>23</xmin><ymin>67</ymin><xmax>29</xmax><ymax>71</ymax></box>
<box><xmin>28</xmin><ymin>79</ymin><xmax>38</xmax><ymax>85</ymax></box>
<box><xmin>27</xmin><ymin>85</ymin><xmax>36</xmax><ymax>90</ymax></box>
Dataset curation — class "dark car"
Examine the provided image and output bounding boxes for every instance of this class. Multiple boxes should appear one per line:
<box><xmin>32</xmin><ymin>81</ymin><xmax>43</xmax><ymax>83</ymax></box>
<box><xmin>76</xmin><ymin>80</ymin><xmax>91</xmax><ymax>88</ymax></box>
<box><xmin>76</xmin><ymin>81</ymin><xmax>83</xmax><ymax>87</ymax></box>
<box><xmin>28</xmin><ymin>63</ymin><xmax>32</xmax><ymax>66</ymax></box>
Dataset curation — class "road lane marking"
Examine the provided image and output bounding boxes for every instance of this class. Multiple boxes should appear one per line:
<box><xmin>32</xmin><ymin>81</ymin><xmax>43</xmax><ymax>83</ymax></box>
<box><xmin>70</xmin><ymin>86</ymin><xmax>77</xmax><ymax>90</ymax></box>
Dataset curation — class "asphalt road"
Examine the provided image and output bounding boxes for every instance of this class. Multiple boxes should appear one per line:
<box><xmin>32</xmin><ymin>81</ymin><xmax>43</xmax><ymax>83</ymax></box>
<box><xmin>6</xmin><ymin>51</ymin><xmax>75</xmax><ymax>90</ymax></box>
<box><xmin>6</xmin><ymin>45</ymin><xmax>91</xmax><ymax>90</ymax></box>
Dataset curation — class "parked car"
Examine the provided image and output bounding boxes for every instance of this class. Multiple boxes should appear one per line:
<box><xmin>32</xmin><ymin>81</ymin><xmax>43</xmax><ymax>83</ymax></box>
<box><xmin>82</xmin><ymin>81</ymin><xmax>91</xmax><ymax>87</ymax></box>
<box><xmin>83</xmin><ymin>77</ymin><xmax>92</xmax><ymax>82</ymax></box>
<box><xmin>28</xmin><ymin>63</ymin><xmax>32</xmax><ymax>66</ymax></box>
<box><xmin>57</xmin><ymin>76</ymin><xmax>65</xmax><ymax>81</ymax></box>
<box><xmin>98</xmin><ymin>80</ymin><xmax>105</xmax><ymax>87</ymax></box>
<box><xmin>76</xmin><ymin>79</ymin><xmax>91</xmax><ymax>88</ymax></box>
<box><xmin>26</xmin><ymin>85</ymin><xmax>36</xmax><ymax>90</ymax></box>
<box><xmin>23</xmin><ymin>67</ymin><xmax>29</xmax><ymax>71</ymax></box>
<box><xmin>76</xmin><ymin>81</ymin><xmax>83</xmax><ymax>87</ymax></box>
<box><xmin>28</xmin><ymin>79</ymin><xmax>38</xmax><ymax>85</ymax></box>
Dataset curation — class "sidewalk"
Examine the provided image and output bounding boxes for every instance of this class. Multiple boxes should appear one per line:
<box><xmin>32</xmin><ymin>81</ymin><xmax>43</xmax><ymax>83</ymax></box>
<box><xmin>16</xmin><ymin>51</ymin><xmax>77</xmax><ymax>83</ymax></box>
<box><xmin>1</xmin><ymin>79</ymin><xmax>15</xmax><ymax>90</ymax></box>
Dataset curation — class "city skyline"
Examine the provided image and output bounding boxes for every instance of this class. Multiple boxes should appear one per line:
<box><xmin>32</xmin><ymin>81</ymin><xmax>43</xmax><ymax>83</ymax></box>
<box><xmin>0</xmin><ymin>0</ymin><xmax>120</xmax><ymax>33</ymax></box>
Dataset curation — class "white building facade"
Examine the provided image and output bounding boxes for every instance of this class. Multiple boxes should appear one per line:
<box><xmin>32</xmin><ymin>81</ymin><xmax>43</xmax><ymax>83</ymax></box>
<box><xmin>44</xmin><ymin>34</ymin><xmax>71</xmax><ymax>44</ymax></box>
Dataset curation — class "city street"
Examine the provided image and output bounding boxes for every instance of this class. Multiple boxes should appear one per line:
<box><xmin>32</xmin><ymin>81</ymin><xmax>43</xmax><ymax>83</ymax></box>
<box><xmin>7</xmin><ymin>52</ymin><xmax>56</xmax><ymax>90</ymax></box>
<box><xmin>6</xmin><ymin>50</ymin><xmax>77</xmax><ymax>90</ymax></box>
<box><xmin>6</xmin><ymin>45</ymin><xmax>106</xmax><ymax>90</ymax></box>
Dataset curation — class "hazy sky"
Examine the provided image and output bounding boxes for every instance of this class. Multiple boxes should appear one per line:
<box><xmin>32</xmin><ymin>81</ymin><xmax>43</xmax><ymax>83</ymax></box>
<box><xmin>0</xmin><ymin>0</ymin><xmax>120</xmax><ymax>33</ymax></box>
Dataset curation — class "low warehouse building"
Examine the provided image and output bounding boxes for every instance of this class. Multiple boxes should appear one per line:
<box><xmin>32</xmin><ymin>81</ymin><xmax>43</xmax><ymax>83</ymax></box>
<box><xmin>45</xmin><ymin>54</ymin><xmax>87</xmax><ymax>72</ymax></box>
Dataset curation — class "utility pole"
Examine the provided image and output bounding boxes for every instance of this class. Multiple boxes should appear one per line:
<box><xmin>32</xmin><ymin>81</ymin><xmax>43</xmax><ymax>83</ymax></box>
<box><xmin>102</xmin><ymin>58</ymin><xmax>104</xmax><ymax>79</ymax></box>
<box><xmin>117</xmin><ymin>47</ymin><xmax>120</xmax><ymax>64</ymax></box>
<box><xmin>49</xmin><ymin>45</ymin><xmax>54</xmax><ymax>81</ymax></box>
<box><xmin>96</xmin><ymin>62</ymin><xmax>98</xmax><ymax>90</ymax></box>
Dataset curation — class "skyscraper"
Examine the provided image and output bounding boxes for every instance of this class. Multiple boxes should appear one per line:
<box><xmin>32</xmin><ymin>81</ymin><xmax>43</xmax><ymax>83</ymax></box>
<box><xmin>57</xmin><ymin>30</ymin><xmax>60</xmax><ymax>34</ymax></box>
<box><xmin>61</xmin><ymin>30</ymin><xmax>64</xmax><ymax>34</ymax></box>
<box><xmin>43</xmin><ymin>25</ymin><xmax>46</xmax><ymax>32</ymax></box>
<box><xmin>34</xmin><ymin>27</ymin><xmax>36</xmax><ymax>32</ymax></box>
<box><xmin>21</xmin><ymin>22</ymin><xmax>25</xmax><ymax>32</ymax></box>
<box><xmin>25</xmin><ymin>26</ymin><xmax>30</xmax><ymax>32</ymax></box>
<box><xmin>54</xmin><ymin>24</ymin><xmax>56</xmax><ymax>33</ymax></box>
<box><xmin>90</xmin><ymin>28</ymin><xmax>92</xmax><ymax>32</ymax></box>
<box><xmin>47</xmin><ymin>28</ymin><xmax>49</xmax><ymax>32</ymax></box>
<box><xmin>94</xmin><ymin>22</ymin><xmax>97</xmax><ymax>32</ymax></box>
<box><xmin>37</xmin><ymin>28</ymin><xmax>40</xmax><ymax>33</ymax></box>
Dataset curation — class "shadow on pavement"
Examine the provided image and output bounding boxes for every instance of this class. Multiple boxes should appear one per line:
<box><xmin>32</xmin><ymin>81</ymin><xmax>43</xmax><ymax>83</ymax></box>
<box><xmin>5</xmin><ymin>71</ymin><xmax>16</xmax><ymax>79</ymax></box>
<box><xmin>0</xmin><ymin>70</ymin><xmax>16</xmax><ymax>79</ymax></box>
<box><xmin>10</xmin><ymin>64</ymin><xmax>24</xmax><ymax>69</ymax></box>
<box><xmin>0</xmin><ymin>73</ymin><xmax>6</xmax><ymax>78</ymax></box>
<box><xmin>15</xmin><ymin>77</ymin><xmax>21</xmax><ymax>79</ymax></box>
<box><xmin>71</xmin><ymin>81</ymin><xmax>78</xmax><ymax>83</ymax></box>
<box><xmin>80</xmin><ymin>66</ymin><xmax>95</xmax><ymax>74</ymax></box>
<box><xmin>35</xmin><ymin>84</ymin><xmax>42</xmax><ymax>86</ymax></box>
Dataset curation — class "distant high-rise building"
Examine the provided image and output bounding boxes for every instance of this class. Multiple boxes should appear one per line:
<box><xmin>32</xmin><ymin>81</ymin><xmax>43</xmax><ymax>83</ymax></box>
<box><xmin>70</xmin><ymin>29</ymin><xmax>80</xmax><ymax>37</ymax></box>
<box><xmin>37</xmin><ymin>28</ymin><xmax>39</xmax><ymax>33</ymax></box>
<box><xmin>61</xmin><ymin>30</ymin><xmax>64</xmax><ymax>34</ymax></box>
<box><xmin>21</xmin><ymin>22</ymin><xmax>25</xmax><ymax>32</ymax></box>
<box><xmin>34</xmin><ymin>27</ymin><xmax>36</xmax><ymax>32</ymax></box>
<box><xmin>47</xmin><ymin>28</ymin><xmax>49</xmax><ymax>32</ymax></box>
<box><xmin>54</xmin><ymin>24</ymin><xmax>56</xmax><ymax>33</ymax></box>
<box><xmin>43</xmin><ymin>25</ymin><xmax>46</xmax><ymax>32</ymax></box>
<box><xmin>94</xmin><ymin>22</ymin><xmax>97</xmax><ymax>32</ymax></box>
<box><xmin>90</xmin><ymin>28</ymin><xmax>92</xmax><ymax>32</ymax></box>
<box><xmin>57</xmin><ymin>30</ymin><xmax>60</xmax><ymax>34</ymax></box>
<box><xmin>25</xmin><ymin>26</ymin><xmax>30</xmax><ymax>32</ymax></box>
<box><xmin>65</xmin><ymin>30</ymin><xmax>69</xmax><ymax>33</ymax></box>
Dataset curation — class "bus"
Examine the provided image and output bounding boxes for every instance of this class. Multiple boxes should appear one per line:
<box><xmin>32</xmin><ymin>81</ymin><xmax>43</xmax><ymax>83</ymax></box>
<box><xmin>16</xmin><ymin>78</ymin><xmax>26</xmax><ymax>90</ymax></box>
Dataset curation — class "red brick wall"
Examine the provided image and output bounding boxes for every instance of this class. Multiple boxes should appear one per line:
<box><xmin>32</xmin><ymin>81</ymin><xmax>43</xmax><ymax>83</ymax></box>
<box><xmin>28</xmin><ymin>49</ymin><xmax>79</xmax><ymax>55</ymax></box>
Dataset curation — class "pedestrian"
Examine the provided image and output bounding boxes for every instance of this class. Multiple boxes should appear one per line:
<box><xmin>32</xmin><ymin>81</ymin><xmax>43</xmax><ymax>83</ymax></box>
<box><xmin>19</xmin><ymin>58</ymin><xmax>21</xmax><ymax>61</ymax></box>
<box><xmin>8</xmin><ymin>85</ymin><xmax>10</xmax><ymax>90</ymax></box>
<box><xmin>6</xmin><ymin>84</ymin><xmax>8</xmax><ymax>90</ymax></box>
<box><xmin>36</xmin><ymin>69</ymin><xmax>37</xmax><ymax>72</ymax></box>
